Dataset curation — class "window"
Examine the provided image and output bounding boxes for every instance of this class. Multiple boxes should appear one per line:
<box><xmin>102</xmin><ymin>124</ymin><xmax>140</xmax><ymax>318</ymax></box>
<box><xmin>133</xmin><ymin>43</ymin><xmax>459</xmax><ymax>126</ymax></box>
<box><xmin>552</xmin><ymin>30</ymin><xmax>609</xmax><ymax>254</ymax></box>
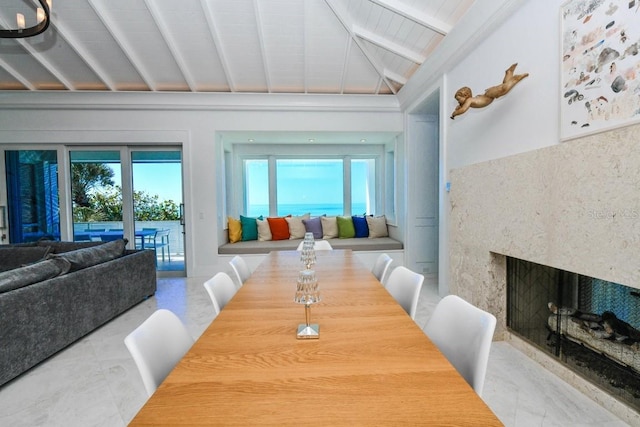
<box><xmin>244</xmin><ymin>159</ymin><xmax>269</xmax><ymax>217</ymax></box>
<box><xmin>233</xmin><ymin>142</ymin><xmax>391</xmax><ymax>219</ymax></box>
<box><xmin>276</xmin><ymin>159</ymin><xmax>343</xmax><ymax>216</ymax></box>
<box><xmin>241</xmin><ymin>155</ymin><xmax>382</xmax><ymax>217</ymax></box>
<box><xmin>351</xmin><ymin>158</ymin><xmax>375</xmax><ymax>215</ymax></box>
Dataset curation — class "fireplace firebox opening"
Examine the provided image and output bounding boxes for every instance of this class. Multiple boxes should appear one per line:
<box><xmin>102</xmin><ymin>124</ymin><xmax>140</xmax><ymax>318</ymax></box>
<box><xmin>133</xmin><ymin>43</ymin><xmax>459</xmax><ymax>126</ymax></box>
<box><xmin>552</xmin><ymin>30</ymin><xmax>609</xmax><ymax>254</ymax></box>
<box><xmin>506</xmin><ymin>256</ymin><xmax>640</xmax><ymax>411</ymax></box>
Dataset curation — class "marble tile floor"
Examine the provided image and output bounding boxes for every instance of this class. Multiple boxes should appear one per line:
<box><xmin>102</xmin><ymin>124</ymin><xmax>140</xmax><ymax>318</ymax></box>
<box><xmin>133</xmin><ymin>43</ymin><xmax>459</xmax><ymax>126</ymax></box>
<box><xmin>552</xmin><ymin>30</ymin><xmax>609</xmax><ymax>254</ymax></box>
<box><xmin>0</xmin><ymin>276</ymin><xmax>631</xmax><ymax>426</ymax></box>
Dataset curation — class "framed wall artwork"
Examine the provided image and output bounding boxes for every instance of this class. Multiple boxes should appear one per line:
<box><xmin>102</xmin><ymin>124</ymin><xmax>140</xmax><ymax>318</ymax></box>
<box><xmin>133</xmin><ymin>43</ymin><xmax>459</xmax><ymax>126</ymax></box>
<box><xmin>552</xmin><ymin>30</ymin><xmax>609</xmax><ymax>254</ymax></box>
<box><xmin>561</xmin><ymin>0</ymin><xmax>640</xmax><ymax>141</ymax></box>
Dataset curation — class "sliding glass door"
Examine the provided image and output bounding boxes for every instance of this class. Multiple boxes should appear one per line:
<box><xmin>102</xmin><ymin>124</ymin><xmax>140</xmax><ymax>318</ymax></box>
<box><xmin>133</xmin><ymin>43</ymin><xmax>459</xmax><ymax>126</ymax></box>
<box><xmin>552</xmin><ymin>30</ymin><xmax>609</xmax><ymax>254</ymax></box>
<box><xmin>68</xmin><ymin>147</ymin><xmax>184</xmax><ymax>276</ymax></box>
<box><xmin>131</xmin><ymin>150</ymin><xmax>184</xmax><ymax>273</ymax></box>
<box><xmin>2</xmin><ymin>146</ymin><xmax>185</xmax><ymax>275</ymax></box>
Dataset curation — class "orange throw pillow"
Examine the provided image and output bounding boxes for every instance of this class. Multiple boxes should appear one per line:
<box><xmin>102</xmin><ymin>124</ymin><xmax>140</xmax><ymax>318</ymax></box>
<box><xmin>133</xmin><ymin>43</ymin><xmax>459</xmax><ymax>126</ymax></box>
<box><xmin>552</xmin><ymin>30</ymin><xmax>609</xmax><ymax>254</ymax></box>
<box><xmin>267</xmin><ymin>217</ymin><xmax>290</xmax><ymax>240</ymax></box>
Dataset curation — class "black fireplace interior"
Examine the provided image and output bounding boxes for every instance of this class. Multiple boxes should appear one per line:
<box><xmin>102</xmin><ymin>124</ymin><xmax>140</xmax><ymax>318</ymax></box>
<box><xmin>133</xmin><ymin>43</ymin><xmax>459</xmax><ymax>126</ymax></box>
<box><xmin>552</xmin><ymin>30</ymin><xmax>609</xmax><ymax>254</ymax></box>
<box><xmin>507</xmin><ymin>256</ymin><xmax>640</xmax><ymax>411</ymax></box>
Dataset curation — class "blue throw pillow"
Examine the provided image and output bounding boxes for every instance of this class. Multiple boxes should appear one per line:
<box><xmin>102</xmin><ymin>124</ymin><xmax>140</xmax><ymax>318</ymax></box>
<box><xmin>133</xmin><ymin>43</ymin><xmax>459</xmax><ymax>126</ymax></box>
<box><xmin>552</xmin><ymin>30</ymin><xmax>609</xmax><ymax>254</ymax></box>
<box><xmin>352</xmin><ymin>216</ymin><xmax>369</xmax><ymax>238</ymax></box>
<box><xmin>240</xmin><ymin>215</ymin><xmax>262</xmax><ymax>241</ymax></box>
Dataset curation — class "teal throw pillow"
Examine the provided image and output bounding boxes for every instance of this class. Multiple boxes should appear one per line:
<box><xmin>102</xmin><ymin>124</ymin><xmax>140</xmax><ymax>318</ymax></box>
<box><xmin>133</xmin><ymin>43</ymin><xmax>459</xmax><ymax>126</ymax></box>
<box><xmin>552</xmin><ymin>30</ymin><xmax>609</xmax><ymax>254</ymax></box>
<box><xmin>336</xmin><ymin>216</ymin><xmax>355</xmax><ymax>239</ymax></box>
<box><xmin>240</xmin><ymin>215</ymin><xmax>262</xmax><ymax>241</ymax></box>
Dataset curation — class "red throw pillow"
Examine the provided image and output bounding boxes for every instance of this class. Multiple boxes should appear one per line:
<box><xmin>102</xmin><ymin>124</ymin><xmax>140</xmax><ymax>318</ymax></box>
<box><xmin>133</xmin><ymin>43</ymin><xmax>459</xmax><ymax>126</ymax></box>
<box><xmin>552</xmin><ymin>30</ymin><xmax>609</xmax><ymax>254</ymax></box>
<box><xmin>267</xmin><ymin>217</ymin><xmax>290</xmax><ymax>240</ymax></box>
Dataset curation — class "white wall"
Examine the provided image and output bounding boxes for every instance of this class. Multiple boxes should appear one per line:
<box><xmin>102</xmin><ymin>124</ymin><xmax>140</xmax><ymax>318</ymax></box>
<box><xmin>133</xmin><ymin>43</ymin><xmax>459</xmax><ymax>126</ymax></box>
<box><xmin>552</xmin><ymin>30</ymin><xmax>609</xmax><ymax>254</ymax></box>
<box><xmin>0</xmin><ymin>92</ymin><xmax>403</xmax><ymax>278</ymax></box>
<box><xmin>445</xmin><ymin>0</ymin><xmax>564</xmax><ymax>170</ymax></box>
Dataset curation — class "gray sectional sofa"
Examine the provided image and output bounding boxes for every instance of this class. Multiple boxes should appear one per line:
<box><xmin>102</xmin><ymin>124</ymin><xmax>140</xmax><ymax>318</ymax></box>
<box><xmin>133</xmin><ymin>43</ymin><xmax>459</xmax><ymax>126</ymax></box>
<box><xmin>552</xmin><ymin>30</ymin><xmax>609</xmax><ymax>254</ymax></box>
<box><xmin>0</xmin><ymin>239</ymin><xmax>156</xmax><ymax>387</ymax></box>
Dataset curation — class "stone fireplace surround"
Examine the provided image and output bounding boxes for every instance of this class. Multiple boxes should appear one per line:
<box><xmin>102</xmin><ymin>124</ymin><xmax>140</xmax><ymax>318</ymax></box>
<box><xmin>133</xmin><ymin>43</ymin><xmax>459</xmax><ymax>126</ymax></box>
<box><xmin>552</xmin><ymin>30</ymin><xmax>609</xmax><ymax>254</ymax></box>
<box><xmin>449</xmin><ymin>123</ymin><xmax>640</xmax><ymax>423</ymax></box>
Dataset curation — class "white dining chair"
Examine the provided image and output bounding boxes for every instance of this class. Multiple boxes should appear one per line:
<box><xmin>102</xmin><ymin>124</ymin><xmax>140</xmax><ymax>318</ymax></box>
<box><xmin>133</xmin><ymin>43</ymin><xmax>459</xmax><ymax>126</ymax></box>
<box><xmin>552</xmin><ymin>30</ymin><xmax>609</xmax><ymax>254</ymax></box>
<box><xmin>203</xmin><ymin>272</ymin><xmax>238</xmax><ymax>316</ymax></box>
<box><xmin>384</xmin><ymin>266</ymin><xmax>424</xmax><ymax>320</ymax></box>
<box><xmin>229</xmin><ymin>255</ymin><xmax>251</xmax><ymax>288</ymax></box>
<box><xmin>371</xmin><ymin>253</ymin><xmax>393</xmax><ymax>286</ymax></box>
<box><xmin>124</xmin><ymin>309</ymin><xmax>194</xmax><ymax>397</ymax></box>
<box><xmin>296</xmin><ymin>240</ymin><xmax>333</xmax><ymax>251</ymax></box>
<box><xmin>422</xmin><ymin>295</ymin><xmax>497</xmax><ymax>396</ymax></box>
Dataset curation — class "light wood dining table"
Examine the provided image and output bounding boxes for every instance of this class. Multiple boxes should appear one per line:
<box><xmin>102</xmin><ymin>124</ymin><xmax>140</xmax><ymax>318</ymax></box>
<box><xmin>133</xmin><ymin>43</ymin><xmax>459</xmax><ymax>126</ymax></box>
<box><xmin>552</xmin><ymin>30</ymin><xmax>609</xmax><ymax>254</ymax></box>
<box><xmin>130</xmin><ymin>250</ymin><xmax>503</xmax><ymax>426</ymax></box>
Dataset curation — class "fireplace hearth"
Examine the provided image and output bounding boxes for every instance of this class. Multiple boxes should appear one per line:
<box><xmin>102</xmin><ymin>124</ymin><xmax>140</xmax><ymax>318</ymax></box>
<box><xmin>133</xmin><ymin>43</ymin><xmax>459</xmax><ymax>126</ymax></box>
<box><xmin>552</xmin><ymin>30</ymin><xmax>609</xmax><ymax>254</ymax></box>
<box><xmin>507</xmin><ymin>257</ymin><xmax>640</xmax><ymax>411</ymax></box>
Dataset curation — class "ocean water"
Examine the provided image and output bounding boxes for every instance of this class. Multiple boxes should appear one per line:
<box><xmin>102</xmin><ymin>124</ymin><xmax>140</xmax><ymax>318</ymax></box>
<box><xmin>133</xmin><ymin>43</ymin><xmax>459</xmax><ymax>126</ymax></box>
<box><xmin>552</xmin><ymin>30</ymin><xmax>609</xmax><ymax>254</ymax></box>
<box><xmin>247</xmin><ymin>203</ymin><xmax>368</xmax><ymax>217</ymax></box>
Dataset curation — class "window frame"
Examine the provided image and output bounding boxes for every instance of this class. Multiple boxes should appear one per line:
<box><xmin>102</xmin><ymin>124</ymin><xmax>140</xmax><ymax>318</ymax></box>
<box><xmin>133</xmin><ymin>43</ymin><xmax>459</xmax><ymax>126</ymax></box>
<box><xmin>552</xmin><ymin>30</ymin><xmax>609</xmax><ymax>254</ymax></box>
<box><xmin>232</xmin><ymin>143</ymin><xmax>390</xmax><ymax>218</ymax></box>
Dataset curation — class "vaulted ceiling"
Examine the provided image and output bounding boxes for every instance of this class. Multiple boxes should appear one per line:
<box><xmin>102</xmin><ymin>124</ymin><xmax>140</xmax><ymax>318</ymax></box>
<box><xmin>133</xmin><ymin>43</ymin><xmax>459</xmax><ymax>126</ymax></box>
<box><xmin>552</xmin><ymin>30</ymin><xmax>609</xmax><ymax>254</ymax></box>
<box><xmin>0</xmin><ymin>0</ymin><xmax>474</xmax><ymax>95</ymax></box>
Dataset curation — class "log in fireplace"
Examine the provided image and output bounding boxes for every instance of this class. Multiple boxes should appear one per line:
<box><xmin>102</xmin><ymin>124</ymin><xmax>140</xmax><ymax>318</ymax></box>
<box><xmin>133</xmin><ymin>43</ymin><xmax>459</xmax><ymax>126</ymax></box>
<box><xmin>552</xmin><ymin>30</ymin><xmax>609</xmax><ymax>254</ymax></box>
<box><xmin>507</xmin><ymin>257</ymin><xmax>640</xmax><ymax>411</ymax></box>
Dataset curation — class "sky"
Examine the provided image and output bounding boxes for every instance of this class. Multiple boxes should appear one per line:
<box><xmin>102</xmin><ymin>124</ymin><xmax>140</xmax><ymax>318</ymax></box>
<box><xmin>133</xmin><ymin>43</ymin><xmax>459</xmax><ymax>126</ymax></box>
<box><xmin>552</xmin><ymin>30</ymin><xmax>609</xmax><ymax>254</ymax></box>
<box><xmin>109</xmin><ymin>163</ymin><xmax>182</xmax><ymax>203</ymax></box>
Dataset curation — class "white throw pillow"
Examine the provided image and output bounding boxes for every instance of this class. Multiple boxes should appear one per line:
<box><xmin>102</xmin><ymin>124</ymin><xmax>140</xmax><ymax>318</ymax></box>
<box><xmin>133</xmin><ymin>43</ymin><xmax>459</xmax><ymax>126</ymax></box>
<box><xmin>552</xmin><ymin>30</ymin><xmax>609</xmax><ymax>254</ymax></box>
<box><xmin>366</xmin><ymin>215</ymin><xmax>389</xmax><ymax>238</ymax></box>
<box><xmin>321</xmin><ymin>216</ymin><xmax>338</xmax><ymax>239</ymax></box>
<box><xmin>257</xmin><ymin>218</ymin><xmax>272</xmax><ymax>241</ymax></box>
<box><xmin>285</xmin><ymin>213</ymin><xmax>310</xmax><ymax>239</ymax></box>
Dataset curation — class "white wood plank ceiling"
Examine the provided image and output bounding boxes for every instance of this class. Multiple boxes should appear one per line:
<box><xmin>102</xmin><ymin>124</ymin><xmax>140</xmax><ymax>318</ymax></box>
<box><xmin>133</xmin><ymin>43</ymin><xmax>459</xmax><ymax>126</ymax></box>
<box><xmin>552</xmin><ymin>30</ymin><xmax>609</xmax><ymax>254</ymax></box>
<box><xmin>0</xmin><ymin>0</ymin><xmax>474</xmax><ymax>94</ymax></box>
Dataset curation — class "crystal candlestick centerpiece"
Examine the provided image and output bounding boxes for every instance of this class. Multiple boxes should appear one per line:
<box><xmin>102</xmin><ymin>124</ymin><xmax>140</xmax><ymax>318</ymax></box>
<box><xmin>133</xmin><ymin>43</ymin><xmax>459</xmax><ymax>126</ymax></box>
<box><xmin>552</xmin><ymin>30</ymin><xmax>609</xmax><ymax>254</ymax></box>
<box><xmin>299</xmin><ymin>235</ymin><xmax>316</xmax><ymax>269</ymax></box>
<box><xmin>294</xmin><ymin>269</ymin><xmax>321</xmax><ymax>339</ymax></box>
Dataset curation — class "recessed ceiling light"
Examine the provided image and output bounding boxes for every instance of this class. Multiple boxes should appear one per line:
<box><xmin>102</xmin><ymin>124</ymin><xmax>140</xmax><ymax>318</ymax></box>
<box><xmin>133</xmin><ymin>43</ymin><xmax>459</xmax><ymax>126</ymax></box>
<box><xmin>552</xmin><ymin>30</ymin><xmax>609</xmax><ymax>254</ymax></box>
<box><xmin>360</xmin><ymin>138</ymin><xmax>367</xmax><ymax>142</ymax></box>
<box><xmin>248</xmin><ymin>138</ymin><xmax>254</xmax><ymax>142</ymax></box>
<box><xmin>308</xmin><ymin>138</ymin><xmax>315</xmax><ymax>143</ymax></box>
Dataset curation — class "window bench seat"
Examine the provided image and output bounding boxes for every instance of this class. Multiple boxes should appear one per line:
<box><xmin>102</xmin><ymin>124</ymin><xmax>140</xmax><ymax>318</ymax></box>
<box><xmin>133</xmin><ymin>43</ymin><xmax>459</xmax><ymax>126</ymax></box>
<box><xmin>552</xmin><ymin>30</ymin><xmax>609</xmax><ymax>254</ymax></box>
<box><xmin>218</xmin><ymin>237</ymin><xmax>403</xmax><ymax>255</ymax></box>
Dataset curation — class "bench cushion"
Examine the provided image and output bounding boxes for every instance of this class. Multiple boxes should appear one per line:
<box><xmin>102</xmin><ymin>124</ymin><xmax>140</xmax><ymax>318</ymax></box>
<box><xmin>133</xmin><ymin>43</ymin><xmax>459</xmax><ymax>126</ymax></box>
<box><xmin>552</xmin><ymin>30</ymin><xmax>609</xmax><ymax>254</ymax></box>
<box><xmin>219</xmin><ymin>237</ymin><xmax>403</xmax><ymax>255</ymax></box>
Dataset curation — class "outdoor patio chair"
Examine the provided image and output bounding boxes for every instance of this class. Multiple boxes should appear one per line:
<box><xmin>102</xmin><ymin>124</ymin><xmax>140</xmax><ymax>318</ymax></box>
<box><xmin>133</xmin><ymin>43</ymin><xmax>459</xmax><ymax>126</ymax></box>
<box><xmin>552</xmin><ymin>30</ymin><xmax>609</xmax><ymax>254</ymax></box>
<box><xmin>149</xmin><ymin>229</ymin><xmax>171</xmax><ymax>265</ymax></box>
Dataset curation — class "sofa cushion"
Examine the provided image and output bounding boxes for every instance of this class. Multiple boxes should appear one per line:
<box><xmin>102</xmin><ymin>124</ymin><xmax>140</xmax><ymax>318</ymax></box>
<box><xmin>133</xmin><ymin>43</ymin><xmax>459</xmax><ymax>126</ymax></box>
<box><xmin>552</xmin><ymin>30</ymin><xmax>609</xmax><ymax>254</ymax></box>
<box><xmin>240</xmin><ymin>215</ymin><xmax>262</xmax><ymax>241</ymax></box>
<box><xmin>337</xmin><ymin>216</ymin><xmax>355</xmax><ymax>239</ymax></box>
<box><xmin>0</xmin><ymin>246</ymin><xmax>52</xmax><ymax>272</ymax></box>
<box><xmin>48</xmin><ymin>239</ymin><xmax>127</xmax><ymax>272</ymax></box>
<box><xmin>321</xmin><ymin>216</ymin><xmax>338</xmax><ymax>239</ymax></box>
<box><xmin>0</xmin><ymin>242</ymin><xmax>37</xmax><ymax>247</ymax></box>
<box><xmin>303</xmin><ymin>216</ymin><xmax>323</xmax><ymax>239</ymax></box>
<box><xmin>228</xmin><ymin>217</ymin><xmax>242</xmax><ymax>243</ymax></box>
<box><xmin>256</xmin><ymin>218</ymin><xmax>272</xmax><ymax>241</ymax></box>
<box><xmin>366</xmin><ymin>215</ymin><xmax>389</xmax><ymax>238</ymax></box>
<box><xmin>36</xmin><ymin>240</ymin><xmax>103</xmax><ymax>253</ymax></box>
<box><xmin>0</xmin><ymin>257</ymin><xmax>71</xmax><ymax>294</ymax></box>
<box><xmin>352</xmin><ymin>216</ymin><xmax>369</xmax><ymax>238</ymax></box>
